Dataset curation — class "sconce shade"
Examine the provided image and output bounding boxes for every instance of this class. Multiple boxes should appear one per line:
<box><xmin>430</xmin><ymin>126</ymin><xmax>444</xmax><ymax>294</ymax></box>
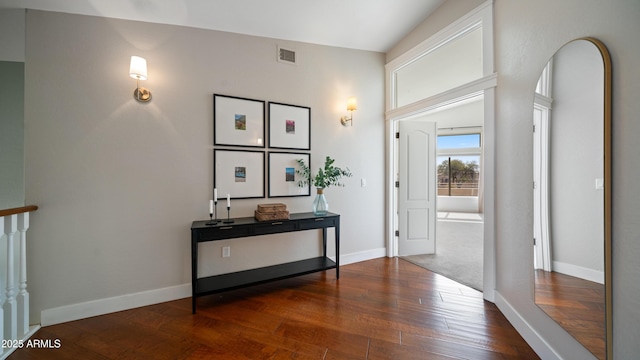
<box><xmin>129</xmin><ymin>56</ymin><xmax>148</xmax><ymax>80</ymax></box>
<box><xmin>347</xmin><ymin>97</ymin><xmax>357</xmax><ymax>111</ymax></box>
<box><xmin>340</xmin><ymin>96</ymin><xmax>357</xmax><ymax>126</ymax></box>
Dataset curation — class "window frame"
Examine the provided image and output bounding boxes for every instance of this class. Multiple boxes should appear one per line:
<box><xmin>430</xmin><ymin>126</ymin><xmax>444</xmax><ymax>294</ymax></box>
<box><xmin>437</xmin><ymin>131</ymin><xmax>482</xmax><ymax>197</ymax></box>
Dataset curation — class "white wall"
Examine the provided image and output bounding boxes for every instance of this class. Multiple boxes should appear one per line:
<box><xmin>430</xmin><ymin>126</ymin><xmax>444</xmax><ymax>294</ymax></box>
<box><xmin>395</xmin><ymin>27</ymin><xmax>483</xmax><ymax>107</ymax></box>
<box><xmin>24</xmin><ymin>10</ymin><xmax>386</xmax><ymax>324</ymax></box>
<box><xmin>390</xmin><ymin>0</ymin><xmax>640</xmax><ymax>358</ymax></box>
<box><xmin>492</xmin><ymin>0</ymin><xmax>639</xmax><ymax>359</ymax></box>
<box><xmin>437</xmin><ymin>196</ymin><xmax>478</xmax><ymax>213</ymax></box>
<box><xmin>0</xmin><ymin>10</ymin><xmax>26</xmax><ymax>209</ymax></box>
<box><xmin>550</xmin><ymin>40</ymin><xmax>604</xmax><ymax>276</ymax></box>
<box><xmin>0</xmin><ymin>61</ymin><xmax>24</xmax><ymax>209</ymax></box>
<box><xmin>0</xmin><ymin>9</ymin><xmax>25</xmax><ymax>62</ymax></box>
<box><xmin>386</xmin><ymin>0</ymin><xmax>486</xmax><ymax>63</ymax></box>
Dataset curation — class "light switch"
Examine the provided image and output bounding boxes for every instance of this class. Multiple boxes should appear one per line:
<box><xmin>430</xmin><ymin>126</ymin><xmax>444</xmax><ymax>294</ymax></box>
<box><xmin>361</xmin><ymin>178</ymin><xmax>367</xmax><ymax>187</ymax></box>
<box><xmin>595</xmin><ymin>178</ymin><xmax>604</xmax><ymax>190</ymax></box>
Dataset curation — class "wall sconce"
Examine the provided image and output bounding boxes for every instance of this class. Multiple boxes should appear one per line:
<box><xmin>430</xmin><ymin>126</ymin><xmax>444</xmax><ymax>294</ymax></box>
<box><xmin>129</xmin><ymin>56</ymin><xmax>152</xmax><ymax>102</ymax></box>
<box><xmin>340</xmin><ymin>96</ymin><xmax>358</xmax><ymax>126</ymax></box>
<box><xmin>340</xmin><ymin>97</ymin><xmax>357</xmax><ymax>126</ymax></box>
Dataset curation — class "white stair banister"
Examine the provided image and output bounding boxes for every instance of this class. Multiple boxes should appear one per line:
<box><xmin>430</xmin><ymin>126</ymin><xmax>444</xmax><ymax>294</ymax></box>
<box><xmin>3</xmin><ymin>215</ymin><xmax>17</xmax><ymax>341</ymax></box>
<box><xmin>0</xmin><ymin>206</ymin><xmax>38</xmax><ymax>360</ymax></box>
<box><xmin>17</xmin><ymin>212</ymin><xmax>29</xmax><ymax>336</ymax></box>
<box><xmin>0</xmin><ymin>218</ymin><xmax>3</xmax><ymax>345</ymax></box>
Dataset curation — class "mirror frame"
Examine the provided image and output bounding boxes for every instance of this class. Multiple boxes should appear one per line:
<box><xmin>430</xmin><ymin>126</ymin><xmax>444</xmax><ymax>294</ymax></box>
<box><xmin>597</xmin><ymin>35</ymin><xmax>613</xmax><ymax>360</ymax></box>
<box><xmin>533</xmin><ymin>37</ymin><xmax>612</xmax><ymax>359</ymax></box>
<box><xmin>584</xmin><ymin>37</ymin><xmax>613</xmax><ymax>360</ymax></box>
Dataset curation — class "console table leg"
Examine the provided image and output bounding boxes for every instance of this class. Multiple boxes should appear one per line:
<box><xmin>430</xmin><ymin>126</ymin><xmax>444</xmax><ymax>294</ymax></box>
<box><xmin>322</xmin><ymin>228</ymin><xmax>327</xmax><ymax>258</ymax></box>
<box><xmin>191</xmin><ymin>234</ymin><xmax>197</xmax><ymax>314</ymax></box>
<box><xmin>335</xmin><ymin>220</ymin><xmax>340</xmax><ymax>279</ymax></box>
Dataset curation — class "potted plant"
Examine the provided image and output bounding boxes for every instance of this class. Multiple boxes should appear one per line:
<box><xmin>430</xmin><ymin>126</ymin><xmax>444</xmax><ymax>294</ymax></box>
<box><xmin>296</xmin><ymin>156</ymin><xmax>352</xmax><ymax>215</ymax></box>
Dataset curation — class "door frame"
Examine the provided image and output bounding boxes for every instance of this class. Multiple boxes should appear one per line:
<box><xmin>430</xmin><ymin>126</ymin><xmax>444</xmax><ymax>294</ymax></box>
<box><xmin>533</xmin><ymin>101</ymin><xmax>553</xmax><ymax>271</ymax></box>
<box><xmin>386</xmin><ymin>85</ymin><xmax>496</xmax><ymax>302</ymax></box>
<box><xmin>384</xmin><ymin>0</ymin><xmax>496</xmax><ymax>301</ymax></box>
<box><xmin>533</xmin><ymin>61</ymin><xmax>553</xmax><ymax>272</ymax></box>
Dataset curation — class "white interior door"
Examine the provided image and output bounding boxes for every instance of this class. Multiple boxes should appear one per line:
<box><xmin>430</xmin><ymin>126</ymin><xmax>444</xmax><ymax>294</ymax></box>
<box><xmin>398</xmin><ymin>120</ymin><xmax>437</xmax><ymax>256</ymax></box>
<box><xmin>533</xmin><ymin>104</ymin><xmax>552</xmax><ymax>271</ymax></box>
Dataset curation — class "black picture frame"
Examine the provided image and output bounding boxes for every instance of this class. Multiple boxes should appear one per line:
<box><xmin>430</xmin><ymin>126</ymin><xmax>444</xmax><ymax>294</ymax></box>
<box><xmin>268</xmin><ymin>102</ymin><xmax>311</xmax><ymax>150</ymax></box>
<box><xmin>214</xmin><ymin>149</ymin><xmax>265</xmax><ymax>199</ymax></box>
<box><xmin>214</xmin><ymin>94</ymin><xmax>265</xmax><ymax>148</ymax></box>
<box><xmin>268</xmin><ymin>152</ymin><xmax>311</xmax><ymax>198</ymax></box>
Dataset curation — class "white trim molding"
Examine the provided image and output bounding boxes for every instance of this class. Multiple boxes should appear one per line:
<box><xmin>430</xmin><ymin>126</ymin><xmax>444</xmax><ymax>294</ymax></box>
<box><xmin>552</xmin><ymin>261</ymin><xmax>604</xmax><ymax>284</ymax></box>
<box><xmin>494</xmin><ymin>291</ymin><xmax>562</xmax><ymax>360</ymax></box>
<box><xmin>41</xmin><ymin>284</ymin><xmax>192</xmax><ymax>326</ymax></box>
<box><xmin>335</xmin><ymin>248</ymin><xmax>387</xmax><ymax>266</ymax></box>
<box><xmin>385</xmin><ymin>74</ymin><xmax>497</xmax><ymax>120</ymax></box>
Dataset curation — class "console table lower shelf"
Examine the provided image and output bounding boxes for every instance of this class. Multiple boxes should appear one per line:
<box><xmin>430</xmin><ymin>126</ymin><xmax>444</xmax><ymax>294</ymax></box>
<box><xmin>197</xmin><ymin>256</ymin><xmax>336</xmax><ymax>296</ymax></box>
<box><xmin>191</xmin><ymin>212</ymin><xmax>340</xmax><ymax>313</ymax></box>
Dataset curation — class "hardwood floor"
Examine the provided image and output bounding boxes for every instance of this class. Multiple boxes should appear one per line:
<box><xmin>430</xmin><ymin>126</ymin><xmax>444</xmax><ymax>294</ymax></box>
<box><xmin>9</xmin><ymin>258</ymin><xmax>538</xmax><ymax>359</ymax></box>
<box><xmin>534</xmin><ymin>269</ymin><xmax>606</xmax><ymax>359</ymax></box>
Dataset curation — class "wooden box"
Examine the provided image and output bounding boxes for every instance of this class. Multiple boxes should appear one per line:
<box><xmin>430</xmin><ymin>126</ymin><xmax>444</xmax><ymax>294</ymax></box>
<box><xmin>256</xmin><ymin>203</ymin><xmax>287</xmax><ymax>213</ymax></box>
<box><xmin>255</xmin><ymin>210</ymin><xmax>290</xmax><ymax>221</ymax></box>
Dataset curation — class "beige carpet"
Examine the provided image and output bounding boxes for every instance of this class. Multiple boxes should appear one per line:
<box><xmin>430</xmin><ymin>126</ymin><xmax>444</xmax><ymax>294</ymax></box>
<box><xmin>402</xmin><ymin>213</ymin><xmax>483</xmax><ymax>291</ymax></box>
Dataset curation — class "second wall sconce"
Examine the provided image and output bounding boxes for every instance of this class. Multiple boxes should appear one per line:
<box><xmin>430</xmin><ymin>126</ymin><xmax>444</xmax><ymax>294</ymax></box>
<box><xmin>340</xmin><ymin>97</ymin><xmax>357</xmax><ymax>126</ymax></box>
<box><xmin>129</xmin><ymin>55</ymin><xmax>152</xmax><ymax>102</ymax></box>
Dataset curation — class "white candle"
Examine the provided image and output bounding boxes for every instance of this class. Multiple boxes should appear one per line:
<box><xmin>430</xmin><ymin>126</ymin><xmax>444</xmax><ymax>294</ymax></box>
<box><xmin>209</xmin><ymin>200</ymin><xmax>213</xmax><ymax>214</ymax></box>
<box><xmin>227</xmin><ymin>194</ymin><xmax>231</xmax><ymax>208</ymax></box>
<box><xmin>214</xmin><ymin>188</ymin><xmax>217</xmax><ymax>202</ymax></box>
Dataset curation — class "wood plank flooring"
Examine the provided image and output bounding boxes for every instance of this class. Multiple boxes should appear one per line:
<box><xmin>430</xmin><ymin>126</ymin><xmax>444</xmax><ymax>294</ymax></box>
<box><xmin>534</xmin><ymin>269</ymin><xmax>605</xmax><ymax>359</ymax></box>
<box><xmin>9</xmin><ymin>258</ymin><xmax>538</xmax><ymax>359</ymax></box>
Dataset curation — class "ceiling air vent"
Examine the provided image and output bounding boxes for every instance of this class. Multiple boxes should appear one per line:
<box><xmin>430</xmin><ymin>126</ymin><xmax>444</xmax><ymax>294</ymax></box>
<box><xmin>278</xmin><ymin>46</ymin><xmax>297</xmax><ymax>65</ymax></box>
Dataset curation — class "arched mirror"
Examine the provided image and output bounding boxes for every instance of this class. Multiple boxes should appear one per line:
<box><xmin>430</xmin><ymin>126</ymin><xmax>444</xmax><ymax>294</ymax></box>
<box><xmin>532</xmin><ymin>38</ymin><xmax>612</xmax><ymax>360</ymax></box>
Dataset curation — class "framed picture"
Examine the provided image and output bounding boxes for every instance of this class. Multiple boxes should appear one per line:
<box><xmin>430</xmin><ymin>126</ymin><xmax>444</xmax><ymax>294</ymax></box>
<box><xmin>268</xmin><ymin>152</ymin><xmax>311</xmax><ymax>197</ymax></box>
<box><xmin>268</xmin><ymin>102</ymin><xmax>311</xmax><ymax>150</ymax></box>
<box><xmin>214</xmin><ymin>94</ymin><xmax>265</xmax><ymax>148</ymax></box>
<box><xmin>214</xmin><ymin>149</ymin><xmax>265</xmax><ymax>199</ymax></box>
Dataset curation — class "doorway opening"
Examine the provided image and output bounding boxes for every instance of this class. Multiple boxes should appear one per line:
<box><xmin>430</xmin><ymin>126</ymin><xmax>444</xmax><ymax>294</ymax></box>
<box><xmin>406</xmin><ymin>211</ymin><xmax>484</xmax><ymax>291</ymax></box>
<box><xmin>384</xmin><ymin>1</ymin><xmax>495</xmax><ymax>300</ymax></box>
<box><xmin>396</xmin><ymin>96</ymin><xmax>485</xmax><ymax>291</ymax></box>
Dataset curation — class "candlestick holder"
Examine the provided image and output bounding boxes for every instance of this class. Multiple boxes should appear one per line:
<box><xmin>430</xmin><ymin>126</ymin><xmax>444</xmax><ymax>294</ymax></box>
<box><xmin>206</xmin><ymin>201</ymin><xmax>219</xmax><ymax>225</ymax></box>
<box><xmin>223</xmin><ymin>206</ymin><xmax>234</xmax><ymax>224</ymax></box>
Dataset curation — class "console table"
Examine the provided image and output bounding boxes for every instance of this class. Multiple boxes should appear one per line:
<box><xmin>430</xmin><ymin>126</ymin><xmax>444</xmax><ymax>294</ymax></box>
<box><xmin>191</xmin><ymin>212</ymin><xmax>340</xmax><ymax>313</ymax></box>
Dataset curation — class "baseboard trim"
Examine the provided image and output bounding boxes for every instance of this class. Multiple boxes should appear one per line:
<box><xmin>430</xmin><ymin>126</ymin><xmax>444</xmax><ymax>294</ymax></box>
<box><xmin>41</xmin><ymin>283</ymin><xmax>192</xmax><ymax>326</ymax></box>
<box><xmin>41</xmin><ymin>249</ymin><xmax>386</xmax><ymax>326</ymax></box>
<box><xmin>0</xmin><ymin>325</ymin><xmax>40</xmax><ymax>360</ymax></box>
<box><xmin>332</xmin><ymin>247</ymin><xmax>386</xmax><ymax>266</ymax></box>
<box><xmin>552</xmin><ymin>261</ymin><xmax>604</xmax><ymax>284</ymax></box>
<box><xmin>494</xmin><ymin>291</ymin><xmax>561</xmax><ymax>360</ymax></box>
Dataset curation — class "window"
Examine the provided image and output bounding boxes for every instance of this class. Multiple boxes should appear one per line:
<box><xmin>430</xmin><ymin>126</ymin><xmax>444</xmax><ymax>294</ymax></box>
<box><xmin>437</xmin><ymin>133</ymin><xmax>481</xmax><ymax>197</ymax></box>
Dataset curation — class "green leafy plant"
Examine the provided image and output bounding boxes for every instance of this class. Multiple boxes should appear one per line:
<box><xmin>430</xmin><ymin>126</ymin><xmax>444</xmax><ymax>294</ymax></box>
<box><xmin>296</xmin><ymin>156</ymin><xmax>352</xmax><ymax>189</ymax></box>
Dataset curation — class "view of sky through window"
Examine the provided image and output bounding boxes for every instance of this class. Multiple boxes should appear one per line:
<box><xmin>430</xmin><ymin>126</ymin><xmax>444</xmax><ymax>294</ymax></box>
<box><xmin>437</xmin><ymin>134</ymin><xmax>481</xmax><ymax>149</ymax></box>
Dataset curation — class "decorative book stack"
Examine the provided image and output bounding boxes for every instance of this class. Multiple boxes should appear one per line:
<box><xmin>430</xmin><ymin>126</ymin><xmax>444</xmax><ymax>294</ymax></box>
<box><xmin>255</xmin><ymin>203</ymin><xmax>290</xmax><ymax>221</ymax></box>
